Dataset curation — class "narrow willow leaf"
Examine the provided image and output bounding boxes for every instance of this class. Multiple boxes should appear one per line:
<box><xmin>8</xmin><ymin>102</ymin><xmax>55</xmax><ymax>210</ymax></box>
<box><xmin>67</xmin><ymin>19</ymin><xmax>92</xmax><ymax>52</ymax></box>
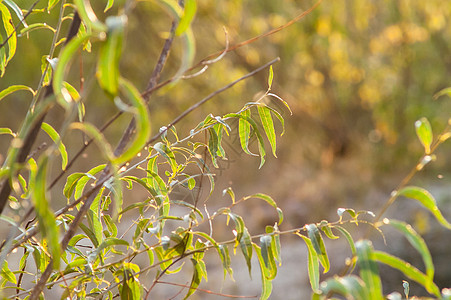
<box><xmin>114</xmin><ymin>78</ymin><xmax>151</xmax><ymax>165</ymax></box>
<box><xmin>87</xmin><ymin>188</ymin><xmax>105</xmax><ymax>248</ymax></box>
<box><xmin>4</xmin><ymin>0</ymin><xmax>27</xmax><ymax>28</ymax></box>
<box><xmin>63</xmin><ymin>173</ymin><xmax>85</xmax><ymax>199</ymax></box>
<box><xmin>0</xmin><ymin>85</ymin><xmax>35</xmax><ymax>102</ymax></box>
<box><xmin>63</xmin><ymin>82</ymin><xmax>80</xmax><ymax>102</ymax></box>
<box><xmin>53</xmin><ymin>34</ymin><xmax>91</xmax><ymax>110</ymax></box>
<box><xmin>253</xmin><ymin>244</ymin><xmax>273</xmax><ymax>300</ymax></box>
<box><xmin>258</xmin><ymin>105</ymin><xmax>277</xmax><ymax>157</ymax></box>
<box><xmin>433</xmin><ymin>87</ymin><xmax>451</xmax><ymax>100</ymax></box>
<box><xmin>104</xmin><ymin>214</ymin><xmax>118</xmax><ymax>237</ymax></box>
<box><xmin>89</xmin><ymin>237</ymin><xmax>129</xmax><ymax>261</ymax></box>
<box><xmin>415</xmin><ymin>118</ymin><xmax>433</xmax><ymax>154</ymax></box>
<box><xmin>120</xmin><ymin>268</ymin><xmax>141</xmax><ymax>300</ymax></box>
<box><xmin>19</xmin><ymin>23</ymin><xmax>56</xmax><ymax>35</ymax></box>
<box><xmin>267</xmin><ymin>65</ymin><xmax>274</xmax><ymax>89</ymax></box>
<box><xmin>73</xmin><ymin>164</ymin><xmax>107</xmax><ymax>201</ymax></box>
<box><xmin>97</xmin><ymin>16</ymin><xmax>126</xmax><ymax>95</ymax></box>
<box><xmin>73</xmin><ymin>0</ymin><xmax>107</xmax><ymax>32</ymax></box>
<box><xmin>319</xmin><ymin>222</ymin><xmax>339</xmax><ymax>239</ymax></box>
<box><xmin>225</xmin><ymin>113</ymin><xmax>266</xmax><ymax>168</ymax></box>
<box><xmin>0</xmin><ymin>128</ymin><xmax>15</xmax><ymax>137</ymax></box>
<box><xmin>384</xmin><ymin>219</ymin><xmax>434</xmax><ymax>280</ymax></box>
<box><xmin>239</xmin><ymin>228</ymin><xmax>253</xmax><ymax>277</ymax></box>
<box><xmin>245</xmin><ymin>193</ymin><xmax>283</xmax><ymax>225</ymax></box>
<box><xmin>41</xmin><ymin>122</ymin><xmax>68</xmax><ymax>170</ymax></box>
<box><xmin>219</xmin><ymin>244</ymin><xmax>233</xmax><ymax>279</ymax></box>
<box><xmin>320</xmin><ymin>275</ymin><xmax>369</xmax><ymax>300</ymax></box>
<box><xmin>31</xmin><ymin>157</ymin><xmax>61</xmax><ymax>269</ymax></box>
<box><xmin>306</xmin><ymin>224</ymin><xmax>330</xmax><ymax>273</ymax></box>
<box><xmin>229</xmin><ymin>212</ymin><xmax>245</xmax><ymax>243</ymax></box>
<box><xmin>238</xmin><ymin>109</ymin><xmax>257</xmax><ymax>156</ymax></box>
<box><xmin>267</xmin><ymin>93</ymin><xmax>292</xmax><ymax>115</ymax></box>
<box><xmin>153</xmin><ymin>142</ymin><xmax>177</xmax><ymax>172</ymax></box>
<box><xmin>0</xmin><ymin>2</ymin><xmax>16</xmax><ymax>76</ymax></box>
<box><xmin>1</xmin><ymin>261</ymin><xmax>16</xmax><ymax>284</ymax></box>
<box><xmin>260</xmin><ymin>235</ymin><xmax>277</xmax><ymax>280</ymax></box>
<box><xmin>396</xmin><ymin>186</ymin><xmax>451</xmax><ymax>229</ymax></box>
<box><xmin>355</xmin><ymin>240</ymin><xmax>382</xmax><ymax>300</ymax></box>
<box><xmin>335</xmin><ymin>225</ymin><xmax>357</xmax><ymax>271</ymax></box>
<box><xmin>297</xmin><ymin>233</ymin><xmax>320</xmax><ymax>292</ymax></box>
<box><xmin>372</xmin><ymin>251</ymin><xmax>440</xmax><ymax>297</ymax></box>
<box><xmin>207</xmin><ymin>127</ymin><xmax>219</xmax><ymax>168</ymax></box>
<box><xmin>104</xmin><ymin>0</ymin><xmax>114</xmax><ymax>12</ymax></box>
<box><xmin>184</xmin><ymin>258</ymin><xmax>203</xmax><ymax>299</ymax></box>
<box><xmin>175</xmin><ymin>0</ymin><xmax>196</xmax><ymax>36</ymax></box>
<box><xmin>47</xmin><ymin>0</ymin><xmax>60</xmax><ymax>10</ymax></box>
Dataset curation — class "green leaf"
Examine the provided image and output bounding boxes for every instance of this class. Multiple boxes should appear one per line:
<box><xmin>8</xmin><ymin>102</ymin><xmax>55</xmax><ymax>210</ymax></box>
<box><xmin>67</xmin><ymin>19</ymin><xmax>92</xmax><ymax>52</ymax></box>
<box><xmin>433</xmin><ymin>87</ymin><xmax>451</xmax><ymax>100</ymax></box>
<box><xmin>319</xmin><ymin>221</ymin><xmax>339</xmax><ymax>239</ymax></box>
<box><xmin>384</xmin><ymin>219</ymin><xmax>434</xmax><ymax>280</ymax></box>
<box><xmin>4</xmin><ymin>0</ymin><xmax>27</xmax><ymax>28</ymax></box>
<box><xmin>372</xmin><ymin>251</ymin><xmax>440</xmax><ymax>297</ymax></box>
<box><xmin>267</xmin><ymin>65</ymin><xmax>274</xmax><ymax>89</ymax></box>
<box><xmin>0</xmin><ymin>85</ymin><xmax>35</xmax><ymax>102</ymax></box>
<box><xmin>114</xmin><ymin>78</ymin><xmax>151</xmax><ymax>165</ymax></box>
<box><xmin>335</xmin><ymin>225</ymin><xmax>357</xmax><ymax>271</ymax></box>
<box><xmin>219</xmin><ymin>244</ymin><xmax>233</xmax><ymax>279</ymax></box>
<box><xmin>104</xmin><ymin>0</ymin><xmax>114</xmax><ymax>12</ymax></box>
<box><xmin>63</xmin><ymin>173</ymin><xmax>85</xmax><ymax>199</ymax></box>
<box><xmin>41</xmin><ymin>122</ymin><xmax>68</xmax><ymax>170</ymax></box>
<box><xmin>31</xmin><ymin>157</ymin><xmax>61</xmax><ymax>269</ymax></box>
<box><xmin>355</xmin><ymin>240</ymin><xmax>382</xmax><ymax>300</ymax></box>
<box><xmin>0</xmin><ymin>2</ymin><xmax>16</xmax><ymax>76</ymax></box>
<box><xmin>120</xmin><ymin>268</ymin><xmax>141</xmax><ymax>300</ymax></box>
<box><xmin>1</xmin><ymin>261</ymin><xmax>16</xmax><ymax>284</ymax></box>
<box><xmin>97</xmin><ymin>16</ymin><xmax>126</xmax><ymax>96</ymax></box>
<box><xmin>53</xmin><ymin>33</ymin><xmax>91</xmax><ymax>110</ymax></box>
<box><xmin>238</xmin><ymin>109</ymin><xmax>257</xmax><ymax>156</ymax></box>
<box><xmin>225</xmin><ymin>113</ymin><xmax>266</xmax><ymax>168</ymax></box>
<box><xmin>260</xmin><ymin>235</ymin><xmax>277</xmax><ymax>280</ymax></box>
<box><xmin>87</xmin><ymin>188</ymin><xmax>105</xmax><ymax>247</ymax></box>
<box><xmin>258</xmin><ymin>105</ymin><xmax>277</xmax><ymax>157</ymax></box>
<box><xmin>319</xmin><ymin>275</ymin><xmax>369</xmax><ymax>300</ymax></box>
<box><xmin>0</xmin><ymin>127</ymin><xmax>15</xmax><ymax>137</ymax></box>
<box><xmin>415</xmin><ymin>117</ymin><xmax>433</xmax><ymax>154</ymax></box>
<box><xmin>229</xmin><ymin>212</ymin><xmax>245</xmax><ymax>244</ymax></box>
<box><xmin>253</xmin><ymin>244</ymin><xmax>273</xmax><ymax>300</ymax></box>
<box><xmin>47</xmin><ymin>0</ymin><xmax>60</xmax><ymax>11</ymax></box>
<box><xmin>185</xmin><ymin>257</ymin><xmax>206</xmax><ymax>299</ymax></box>
<box><xmin>244</xmin><ymin>193</ymin><xmax>283</xmax><ymax>225</ymax></box>
<box><xmin>297</xmin><ymin>233</ymin><xmax>319</xmax><ymax>292</ymax></box>
<box><xmin>89</xmin><ymin>237</ymin><xmax>129</xmax><ymax>261</ymax></box>
<box><xmin>70</xmin><ymin>122</ymin><xmax>114</xmax><ymax>161</ymax></box>
<box><xmin>73</xmin><ymin>0</ymin><xmax>107</xmax><ymax>32</ymax></box>
<box><xmin>207</xmin><ymin>127</ymin><xmax>219</xmax><ymax>167</ymax></box>
<box><xmin>175</xmin><ymin>0</ymin><xmax>197</xmax><ymax>36</ymax></box>
<box><xmin>306</xmin><ymin>224</ymin><xmax>329</xmax><ymax>273</ymax></box>
<box><xmin>396</xmin><ymin>186</ymin><xmax>451</xmax><ymax>229</ymax></box>
<box><xmin>19</xmin><ymin>23</ymin><xmax>56</xmax><ymax>35</ymax></box>
<box><xmin>239</xmin><ymin>228</ymin><xmax>253</xmax><ymax>277</ymax></box>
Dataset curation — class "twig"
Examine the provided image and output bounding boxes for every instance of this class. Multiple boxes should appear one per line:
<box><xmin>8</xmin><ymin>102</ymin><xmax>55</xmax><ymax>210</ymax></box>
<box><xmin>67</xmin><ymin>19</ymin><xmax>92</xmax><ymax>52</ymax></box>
<box><xmin>147</xmin><ymin>57</ymin><xmax>280</xmax><ymax>144</ymax></box>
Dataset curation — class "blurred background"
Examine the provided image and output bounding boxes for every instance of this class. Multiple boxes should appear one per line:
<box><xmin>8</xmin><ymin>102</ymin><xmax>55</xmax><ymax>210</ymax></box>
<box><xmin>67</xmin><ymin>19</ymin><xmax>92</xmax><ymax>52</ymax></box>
<box><xmin>2</xmin><ymin>0</ymin><xmax>451</xmax><ymax>298</ymax></box>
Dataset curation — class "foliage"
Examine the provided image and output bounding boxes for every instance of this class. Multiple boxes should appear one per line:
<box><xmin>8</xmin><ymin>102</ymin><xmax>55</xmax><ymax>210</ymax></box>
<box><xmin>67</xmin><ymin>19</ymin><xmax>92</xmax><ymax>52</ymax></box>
<box><xmin>0</xmin><ymin>1</ymin><xmax>451</xmax><ymax>299</ymax></box>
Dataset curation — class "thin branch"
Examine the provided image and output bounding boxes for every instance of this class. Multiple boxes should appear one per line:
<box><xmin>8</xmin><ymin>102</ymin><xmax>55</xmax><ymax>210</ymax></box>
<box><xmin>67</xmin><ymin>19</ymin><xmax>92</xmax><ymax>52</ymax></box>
<box><xmin>147</xmin><ymin>57</ymin><xmax>280</xmax><ymax>144</ymax></box>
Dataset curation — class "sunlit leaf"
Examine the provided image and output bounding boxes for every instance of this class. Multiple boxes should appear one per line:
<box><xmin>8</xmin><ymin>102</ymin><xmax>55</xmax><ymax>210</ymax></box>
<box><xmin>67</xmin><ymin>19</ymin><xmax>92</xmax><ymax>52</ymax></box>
<box><xmin>47</xmin><ymin>0</ymin><xmax>60</xmax><ymax>11</ymax></box>
<box><xmin>258</xmin><ymin>105</ymin><xmax>277</xmax><ymax>157</ymax></box>
<box><xmin>0</xmin><ymin>85</ymin><xmax>35</xmax><ymax>102</ymax></box>
<box><xmin>306</xmin><ymin>224</ymin><xmax>329</xmax><ymax>273</ymax></box>
<box><xmin>73</xmin><ymin>0</ymin><xmax>107</xmax><ymax>32</ymax></box>
<box><xmin>0</xmin><ymin>2</ymin><xmax>16</xmax><ymax>76</ymax></box>
<box><xmin>97</xmin><ymin>16</ymin><xmax>126</xmax><ymax>96</ymax></box>
<box><xmin>319</xmin><ymin>275</ymin><xmax>369</xmax><ymax>300</ymax></box>
<box><xmin>244</xmin><ymin>193</ymin><xmax>283</xmax><ymax>225</ymax></box>
<box><xmin>41</xmin><ymin>122</ymin><xmax>68</xmax><ymax>170</ymax></box>
<box><xmin>384</xmin><ymin>219</ymin><xmax>434</xmax><ymax>281</ymax></box>
<box><xmin>4</xmin><ymin>0</ymin><xmax>27</xmax><ymax>28</ymax></box>
<box><xmin>19</xmin><ymin>23</ymin><xmax>56</xmax><ymax>36</ymax></box>
<box><xmin>104</xmin><ymin>0</ymin><xmax>114</xmax><ymax>12</ymax></box>
<box><xmin>335</xmin><ymin>225</ymin><xmax>357</xmax><ymax>271</ymax></box>
<box><xmin>0</xmin><ymin>128</ymin><xmax>15</xmax><ymax>137</ymax></box>
<box><xmin>297</xmin><ymin>233</ymin><xmax>319</xmax><ymax>292</ymax></box>
<box><xmin>355</xmin><ymin>240</ymin><xmax>382</xmax><ymax>300</ymax></box>
<box><xmin>415</xmin><ymin>117</ymin><xmax>433</xmax><ymax>154</ymax></box>
<box><xmin>89</xmin><ymin>237</ymin><xmax>129</xmax><ymax>261</ymax></box>
<box><xmin>31</xmin><ymin>157</ymin><xmax>61</xmax><ymax>269</ymax></box>
<box><xmin>70</xmin><ymin>122</ymin><xmax>114</xmax><ymax>161</ymax></box>
<box><xmin>396</xmin><ymin>186</ymin><xmax>451</xmax><ymax>229</ymax></box>
<box><xmin>175</xmin><ymin>0</ymin><xmax>196</xmax><ymax>36</ymax></box>
<box><xmin>267</xmin><ymin>65</ymin><xmax>274</xmax><ymax>89</ymax></box>
<box><xmin>53</xmin><ymin>33</ymin><xmax>91</xmax><ymax>110</ymax></box>
<box><xmin>260</xmin><ymin>235</ymin><xmax>277</xmax><ymax>280</ymax></box>
<box><xmin>372</xmin><ymin>250</ymin><xmax>440</xmax><ymax>297</ymax></box>
<box><xmin>238</xmin><ymin>109</ymin><xmax>257</xmax><ymax>156</ymax></box>
<box><xmin>113</xmin><ymin>78</ymin><xmax>151</xmax><ymax>165</ymax></box>
<box><xmin>239</xmin><ymin>227</ymin><xmax>253</xmax><ymax>277</ymax></box>
<box><xmin>1</xmin><ymin>261</ymin><xmax>16</xmax><ymax>284</ymax></box>
<box><xmin>253</xmin><ymin>243</ymin><xmax>273</xmax><ymax>300</ymax></box>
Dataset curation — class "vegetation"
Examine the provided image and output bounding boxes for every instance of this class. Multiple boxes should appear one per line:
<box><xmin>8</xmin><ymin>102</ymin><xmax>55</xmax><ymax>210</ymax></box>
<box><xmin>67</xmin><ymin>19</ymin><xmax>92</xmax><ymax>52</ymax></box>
<box><xmin>1</xmin><ymin>0</ymin><xmax>451</xmax><ymax>299</ymax></box>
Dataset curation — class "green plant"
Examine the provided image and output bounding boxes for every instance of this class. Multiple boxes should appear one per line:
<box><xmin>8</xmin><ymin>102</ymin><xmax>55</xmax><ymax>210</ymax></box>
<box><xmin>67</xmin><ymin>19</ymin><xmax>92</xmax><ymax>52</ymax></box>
<box><xmin>0</xmin><ymin>1</ymin><xmax>451</xmax><ymax>299</ymax></box>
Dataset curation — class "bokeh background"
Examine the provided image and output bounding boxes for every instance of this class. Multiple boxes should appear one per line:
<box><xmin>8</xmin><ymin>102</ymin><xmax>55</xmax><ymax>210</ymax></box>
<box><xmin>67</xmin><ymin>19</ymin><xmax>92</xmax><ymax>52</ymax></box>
<box><xmin>2</xmin><ymin>0</ymin><xmax>451</xmax><ymax>298</ymax></box>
